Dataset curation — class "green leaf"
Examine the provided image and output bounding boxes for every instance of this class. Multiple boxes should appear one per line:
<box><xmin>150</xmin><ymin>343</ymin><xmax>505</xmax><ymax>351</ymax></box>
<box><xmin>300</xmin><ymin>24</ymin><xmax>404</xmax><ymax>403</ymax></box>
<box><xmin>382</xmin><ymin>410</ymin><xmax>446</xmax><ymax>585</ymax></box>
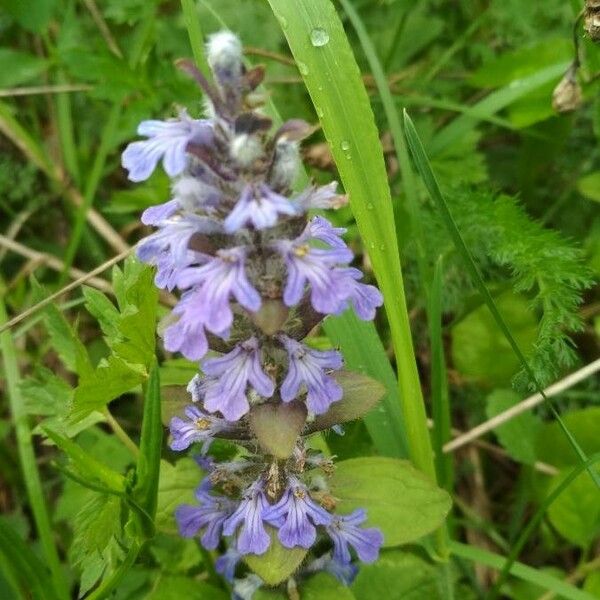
<box><xmin>577</xmin><ymin>172</ymin><xmax>600</xmax><ymax>203</ymax></box>
<box><xmin>83</xmin><ymin>286</ymin><xmax>121</xmax><ymax>343</ymax></box>
<box><xmin>131</xmin><ymin>363</ymin><xmax>162</xmax><ymax>538</ymax></box>
<box><xmin>145</xmin><ymin>575</ymin><xmax>228</xmax><ymax>600</ymax></box>
<box><xmin>351</xmin><ymin>549</ymin><xmax>443</xmax><ymax>600</ymax></box>
<box><xmin>71</xmin><ymin>355</ymin><xmax>146</xmax><ymax>423</ymax></box>
<box><xmin>250</xmin><ymin>401</ymin><xmax>307</xmax><ymax>459</ymax></box>
<box><xmin>535</xmin><ymin>408</ymin><xmax>600</xmax><ymax>468</ymax></box>
<box><xmin>583</xmin><ymin>572</ymin><xmax>600</xmax><ymax>596</ymax></box>
<box><xmin>486</xmin><ymin>389</ymin><xmax>541</xmax><ymax>465</ymax></box>
<box><xmin>451</xmin><ymin>294</ymin><xmax>538</xmax><ymax>387</ymax></box>
<box><xmin>548</xmin><ymin>469</ymin><xmax>600</xmax><ymax>548</ymax></box>
<box><xmin>302</xmin><ymin>572</ymin><xmax>356</xmax><ymax>599</ymax></box>
<box><xmin>305</xmin><ymin>370</ymin><xmax>385</xmax><ymax>433</ymax></box>
<box><xmin>244</xmin><ymin>528</ymin><xmax>308</xmax><ymax>586</ymax></box>
<box><xmin>0</xmin><ymin>49</ymin><xmax>49</xmax><ymax>88</ymax></box>
<box><xmin>43</xmin><ymin>427</ymin><xmax>125</xmax><ymax>493</ymax></box>
<box><xmin>328</xmin><ymin>457</ymin><xmax>452</xmax><ymax>546</ymax></box>
<box><xmin>156</xmin><ymin>458</ymin><xmax>201</xmax><ymax>534</ymax></box>
<box><xmin>2</xmin><ymin>0</ymin><xmax>57</xmax><ymax>32</ymax></box>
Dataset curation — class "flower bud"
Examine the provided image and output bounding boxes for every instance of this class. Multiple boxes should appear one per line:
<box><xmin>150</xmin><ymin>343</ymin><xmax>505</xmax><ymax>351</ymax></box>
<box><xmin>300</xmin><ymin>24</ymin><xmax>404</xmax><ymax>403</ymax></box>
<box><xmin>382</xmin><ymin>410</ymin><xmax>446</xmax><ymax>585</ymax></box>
<box><xmin>207</xmin><ymin>31</ymin><xmax>243</xmax><ymax>85</ymax></box>
<box><xmin>585</xmin><ymin>0</ymin><xmax>600</xmax><ymax>42</ymax></box>
<box><xmin>552</xmin><ymin>67</ymin><xmax>582</xmax><ymax>113</ymax></box>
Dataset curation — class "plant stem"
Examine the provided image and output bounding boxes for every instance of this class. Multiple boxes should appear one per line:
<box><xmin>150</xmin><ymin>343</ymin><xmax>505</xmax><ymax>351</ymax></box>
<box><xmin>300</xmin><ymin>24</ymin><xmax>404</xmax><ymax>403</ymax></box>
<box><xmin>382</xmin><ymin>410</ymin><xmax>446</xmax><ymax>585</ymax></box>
<box><xmin>103</xmin><ymin>407</ymin><xmax>139</xmax><ymax>457</ymax></box>
<box><xmin>0</xmin><ymin>293</ymin><xmax>70</xmax><ymax>600</ymax></box>
<box><xmin>181</xmin><ymin>0</ymin><xmax>211</xmax><ymax>75</ymax></box>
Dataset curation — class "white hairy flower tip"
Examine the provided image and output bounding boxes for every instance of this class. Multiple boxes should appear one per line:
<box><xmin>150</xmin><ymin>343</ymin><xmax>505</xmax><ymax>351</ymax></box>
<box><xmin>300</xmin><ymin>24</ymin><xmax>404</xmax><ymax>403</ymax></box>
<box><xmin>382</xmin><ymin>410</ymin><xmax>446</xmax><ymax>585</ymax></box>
<box><xmin>202</xmin><ymin>96</ymin><xmax>216</xmax><ymax>119</ymax></box>
<box><xmin>269</xmin><ymin>140</ymin><xmax>300</xmax><ymax>189</ymax></box>
<box><xmin>173</xmin><ymin>176</ymin><xmax>213</xmax><ymax>211</ymax></box>
<box><xmin>207</xmin><ymin>31</ymin><xmax>243</xmax><ymax>79</ymax></box>
<box><xmin>230</xmin><ymin>134</ymin><xmax>263</xmax><ymax>167</ymax></box>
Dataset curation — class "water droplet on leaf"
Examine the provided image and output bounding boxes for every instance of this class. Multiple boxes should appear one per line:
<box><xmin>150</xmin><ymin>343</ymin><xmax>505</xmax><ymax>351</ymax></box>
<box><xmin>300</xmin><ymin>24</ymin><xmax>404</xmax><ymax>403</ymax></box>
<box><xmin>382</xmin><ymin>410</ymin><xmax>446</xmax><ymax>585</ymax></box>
<box><xmin>297</xmin><ymin>62</ymin><xmax>309</xmax><ymax>76</ymax></box>
<box><xmin>340</xmin><ymin>140</ymin><xmax>350</xmax><ymax>151</ymax></box>
<box><xmin>276</xmin><ymin>13</ymin><xmax>288</xmax><ymax>28</ymax></box>
<box><xmin>310</xmin><ymin>27</ymin><xmax>330</xmax><ymax>47</ymax></box>
<box><xmin>315</xmin><ymin>106</ymin><xmax>324</xmax><ymax>118</ymax></box>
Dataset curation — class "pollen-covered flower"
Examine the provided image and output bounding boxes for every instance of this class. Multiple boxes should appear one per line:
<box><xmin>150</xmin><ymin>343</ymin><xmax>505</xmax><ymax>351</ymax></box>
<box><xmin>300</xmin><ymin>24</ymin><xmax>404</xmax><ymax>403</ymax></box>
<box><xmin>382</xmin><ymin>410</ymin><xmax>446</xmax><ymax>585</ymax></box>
<box><xmin>175</xmin><ymin>488</ymin><xmax>234</xmax><ymax>549</ymax></box>
<box><xmin>224</xmin><ymin>184</ymin><xmax>297</xmax><ymax>233</ymax></box>
<box><xmin>122</xmin><ymin>112</ymin><xmax>213</xmax><ymax>182</ymax></box>
<box><xmin>168</xmin><ymin>404</ymin><xmax>230</xmax><ymax>452</ymax></box>
<box><xmin>326</xmin><ymin>509</ymin><xmax>384</xmax><ymax>564</ymax></box>
<box><xmin>200</xmin><ymin>337</ymin><xmax>275</xmax><ymax>421</ymax></box>
<box><xmin>223</xmin><ymin>481</ymin><xmax>272</xmax><ymax>555</ymax></box>
<box><xmin>264</xmin><ymin>478</ymin><xmax>332</xmax><ymax>548</ymax></box>
<box><xmin>279</xmin><ymin>335</ymin><xmax>343</xmax><ymax>414</ymax></box>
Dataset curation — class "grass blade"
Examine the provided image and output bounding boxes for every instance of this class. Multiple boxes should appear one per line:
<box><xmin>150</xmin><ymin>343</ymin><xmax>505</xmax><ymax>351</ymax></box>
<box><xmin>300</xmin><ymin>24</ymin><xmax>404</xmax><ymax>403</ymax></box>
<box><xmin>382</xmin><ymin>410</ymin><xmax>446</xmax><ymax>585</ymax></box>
<box><xmin>403</xmin><ymin>111</ymin><xmax>600</xmax><ymax>490</ymax></box>
<box><xmin>267</xmin><ymin>0</ymin><xmax>437</xmax><ymax>489</ymax></box>
<box><xmin>450</xmin><ymin>541</ymin><xmax>597</xmax><ymax>600</ymax></box>
<box><xmin>0</xmin><ymin>294</ymin><xmax>69</xmax><ymax>600</ymax></box>
<box><xmin>181</xmin><ymin>0</ymin><xmax>211</xmax><ymax>75</ymax></box>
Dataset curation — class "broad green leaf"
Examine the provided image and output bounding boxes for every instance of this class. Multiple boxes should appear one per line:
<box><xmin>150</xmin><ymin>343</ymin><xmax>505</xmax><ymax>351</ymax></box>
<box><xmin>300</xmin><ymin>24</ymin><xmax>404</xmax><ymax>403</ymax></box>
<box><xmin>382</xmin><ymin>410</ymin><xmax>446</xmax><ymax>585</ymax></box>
<box><xmin>451</xmin><ymin>294</ymin><xmax>538</xmax><ymax>387</ymax></box>
<box><xmin>548</xmin><ymin>469</ymin><xmax>600</xmax><ymax>548</ymax></box>
<box><xmin>302</xmin><ymin>573</ymin><xmax>356</xmax><ymax>599</ymax></box>
<box><xmin>329</xmin><ymin>457</ymin><xmax>452</xmax><ymax>546</ymax></box>
<box><xmin>351</xmin><ymin>549</ymin><xmax>443</xmax><ymax>600</ymax></box>
<box><xmin>156</xmin><ymin>458</ymin><xmax>201</xmax><ymax>534</ymax></box>
<box><xmin>131</xmin><ymin>363</ymin><xmax>162</xmax><ymax>538</ymax></box>
<box><xmin>244</xmin><ymin>528</ymin><xmax>307</xmax><ymax>586</ymax></box>
<box><xmin>305</xmin><ymin>370</ymin><xmax>386</xmax><ymax>433</ymax></box>
<box><xmin>536</xmin><ymin>408</ymin><xmax>600</xmax><ymax>468</ymax></box>
<box><xmin>486</xmin><ymin>389</ymin><xmax>541</xmax><ymax>465</ymax></box>
<box><xmin>145</xmin><ymin>575</ymin><xmax>228</xmax><ymax>600</ymax></box>
<box><xmin>577</xmin><ymin>172</ymin><xmax>600</xmax><ymax>203</ymax></box>
<box><xmin>0</xmin><ymin>49</ymin><xmax>49</xmax><ymax>89</ymax></box>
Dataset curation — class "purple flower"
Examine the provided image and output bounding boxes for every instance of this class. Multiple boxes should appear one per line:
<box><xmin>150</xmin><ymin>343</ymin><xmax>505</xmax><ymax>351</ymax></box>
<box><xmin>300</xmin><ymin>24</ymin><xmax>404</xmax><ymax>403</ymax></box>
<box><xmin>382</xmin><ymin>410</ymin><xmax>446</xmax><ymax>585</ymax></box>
<box><xmin>176</xmin><ymin>246</ymin><xmax>261</xmax><ymax>330</ymax></box>
<box><xmin>293</xmin><ymin>182</ymin><xmax>347</xmax><ymax>211</ymax></box>
<box><xmin>175</xmin><ymin>489</ymin><xmax>234</xmax><ymax>549</ymax></box>
<box><xmin>201</xmin><ymin>337</ymin><xmax>275</xmax><ymax>421</ymax></box>
<box><xmin>335</xmin><ymin>267</ymin><xmax>384</xmax><ymax>321</ymax></box>
<box><xmin>223</xmin><ymin>481</ymin><xmax>271</xmax><ymax>555</ymax></box>
<box><xmin>122</xmin><ymin>113</ymin><xmax>213</xmax><ymax>182</ymax></box>
<box><xmin>306</xmin><ymin>216</ymin><xmax>349</xmax><ymax>250</ymax></box>
<box><xmin>168</xmin><ymin>404</ymin><xmax>229</xmax><ymax>452</ymax></box>
<box><xmin>275</xmin><ymin>239</ymin><xmax>353</xmax><ymax>314</ymax></box>
<box><xmin>305</xmin><ymin>554</ymin><xmax>358</xmax><ymax>586</ymax></box>
<box><xmin>326</xmin><ymin>509</ymin><xmax>383</xmax><ymax>564</ymax></box>
<box><xmin>141</xmin><ymin>198</ymin><xmax>179</xmax><ymax>225</ymax></box>
<box><xmin>224</xmin><ymin>184</ymin><xmax>297</xmax><ymax>233</ymax></box>
<box><xmin>279</xmin><ymin>335</ymin><xmax>343</xmax><ymax>414</ymax></box>
<box><xmin>215</xmin><ymin>547</ymin><xmax>241</xmax><ymax>582</ymax></box>
<box><xmin>264</xmin><ymin>478</ymin><xmax>332</xmax><ymax>549</ymax></box>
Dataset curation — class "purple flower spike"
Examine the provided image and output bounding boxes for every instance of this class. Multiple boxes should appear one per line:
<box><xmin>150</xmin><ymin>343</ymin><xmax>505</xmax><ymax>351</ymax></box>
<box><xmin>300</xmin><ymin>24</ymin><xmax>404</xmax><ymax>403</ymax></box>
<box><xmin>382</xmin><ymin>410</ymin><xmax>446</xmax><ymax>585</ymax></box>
<box><xmin>169</xmin><ymin>404</ymin><xmax>229</xmax><ymax>453</ymax></box>
<box><xmin>176</xmin><ymin>247</ymin><xmax>261</xmax><ymax>333</ymax></box>
<box><xmin>336</xmin><ymin>267</ymin><xmax>384</xmax><ymax>321</ymax></box>
<box><xmin>224</xmin><ymin>184</ymin><xmax>297</xmax><ymax>233</ymax></box>
<box><xmin>122</xmin><ymin>113</ymin><xmax>213</xmax><ymax>182</ymax></box>
<box><xmin>175</xmin><ymin>489</ymin><xmax>234</xmax><ymax>549</ymax></box>
<box><xmin>279</xmin><ymin>335</ymin><xmax>343</xmax><ymax>414</ymax></box>
<box><xmin>202</xmin><ymin>337</ymin><xmax>274</xmax><ymax>421</ymax></box>
<box><xmin>326</xmin><ymin>509</ymin><xmax>384</xmax><ymax>564</ymax></box>
<box><xmin>264</xmin><ymin>478</ymin><xmax>332</xmax><ymax>549</ymax></box>
<box><xmin>223</xmin><ymin>481</ymin><xmax>271</xmax><ymax>555</ymax></box>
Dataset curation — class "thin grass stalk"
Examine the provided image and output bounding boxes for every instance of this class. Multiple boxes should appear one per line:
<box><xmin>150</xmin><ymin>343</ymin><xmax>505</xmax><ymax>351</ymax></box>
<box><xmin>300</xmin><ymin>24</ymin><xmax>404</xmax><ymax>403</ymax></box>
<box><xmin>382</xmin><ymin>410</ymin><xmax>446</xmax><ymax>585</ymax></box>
<box><xmin>0</xmin><ymin>293</ymin><xmax>69</xmax><ymax>600</ymax></box>
<box><xmin>181</xmin><ymin>0</ymin><xmax>211</xmax><ymax>76</ymax></box>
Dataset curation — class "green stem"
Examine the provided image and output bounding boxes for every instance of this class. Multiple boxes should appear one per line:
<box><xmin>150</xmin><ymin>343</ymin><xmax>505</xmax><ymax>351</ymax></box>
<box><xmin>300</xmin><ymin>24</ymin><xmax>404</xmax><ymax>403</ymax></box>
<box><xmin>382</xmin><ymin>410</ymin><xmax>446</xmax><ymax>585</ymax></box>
<box><xmin>103</xmin><ymin>407</ymin><xmax>139</xmax><ymax>457</ymax></box>
<box><xmin>181</xmin><ymin>0</ymin><xmax>211</xmax><ymax>75</ymax></box>
<box><xmin>85</xmin><ymin>542</ymin><xmax>141</xmax><ymax>600</ymax></box>
<box><xmin>0</xmin><ymin>292</ymin><xmax>70</xmax><ymax>600</ymax></box>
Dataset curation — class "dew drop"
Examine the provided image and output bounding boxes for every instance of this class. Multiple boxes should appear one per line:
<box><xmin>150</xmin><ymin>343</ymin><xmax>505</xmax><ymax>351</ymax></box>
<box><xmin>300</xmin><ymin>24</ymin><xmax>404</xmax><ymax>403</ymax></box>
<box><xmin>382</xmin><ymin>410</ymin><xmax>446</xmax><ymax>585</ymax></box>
<box><xmin>366</xmin><ymin>202</ymin><xmax>374</xmax><ymax>210</ymax></box>
<box><xmin>297</xmin><ymin>61</ymin><xmax>309</xmax><ymax>76</ymax></box>
<box><xmin>315</xmin><ymin>106</ymin><xmax>324</xmax><ymax>118</ymax></box>
<box><xmin>310</xmin><ymin>27</ymin><xmax>330</xmax><ymax>47</ymax></box>
<box><xmin>369</xmin><ymin>242</ymin><xmax>375</xmax><ymax>249</ymax></box>
<box><xmin>276</xmin><ymin>13</ymin><xmax>288</xmax><ymax>29</ymax></box>
<box><xmin>379</xmin><ymin>243</ymin><xmax>385</xmax><ymax>250</ymax></box>
<box><xmin>340</xmin><ymin>140</ymin><xmax>350</xmax><ymax>151</ymax></box>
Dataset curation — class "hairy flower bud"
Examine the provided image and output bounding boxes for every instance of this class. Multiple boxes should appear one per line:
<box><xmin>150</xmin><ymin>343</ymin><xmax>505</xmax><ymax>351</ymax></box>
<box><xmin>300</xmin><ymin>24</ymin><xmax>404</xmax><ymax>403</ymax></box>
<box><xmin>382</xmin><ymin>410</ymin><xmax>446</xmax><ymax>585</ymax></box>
<box><xmin>552</xmin><ymin>66</ymin><xmax>583</xmax><ymax>113</ymax></box>
<box><xmin>585</xmin><ymin>0</ymin><xmax>600</xmax><ymax>42</ymax></box>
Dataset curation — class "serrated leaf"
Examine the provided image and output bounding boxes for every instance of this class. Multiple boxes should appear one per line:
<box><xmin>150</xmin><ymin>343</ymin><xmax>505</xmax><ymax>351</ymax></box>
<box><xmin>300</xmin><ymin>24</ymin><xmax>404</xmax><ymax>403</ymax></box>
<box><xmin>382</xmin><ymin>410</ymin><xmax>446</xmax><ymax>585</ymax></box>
<box><xmin>250</xmin><ymin>401</ymin><xmax>307</xmax><ymax>458</ymax></box>
<box><xmin>83</xmin><ymin>286</ymin><xmax>121</xmax><ymax>342</ymax></box>
<box><xmin>329</xmin><ymin>457</ymin><xmax>451</xmax><ymax>546</ymax></box>
<box><xmin>71</xmin><ymin>355</ymin><xmax>146</xmax><ymax>423</ymax></box>
<box><xmin>305</xmin><ymin>371</ymin><xmax>385</xmax><ymax>434</ymax></box>
<box><xmin>486</xmin><ymin>389</ymin><xmax>541</xmax><ymax>465</ymax></box>
<box><xmin>244</xmin><ymin>527</ymin><xmax>308</xmax><ymax>586</ymax></box>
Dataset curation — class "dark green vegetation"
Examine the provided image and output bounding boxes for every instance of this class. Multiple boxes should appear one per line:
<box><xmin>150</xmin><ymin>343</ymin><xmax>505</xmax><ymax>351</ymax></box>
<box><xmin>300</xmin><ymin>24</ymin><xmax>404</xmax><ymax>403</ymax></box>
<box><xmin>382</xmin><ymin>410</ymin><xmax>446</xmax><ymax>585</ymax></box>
<box><xmin>0</xmin><ymin>0</ymin><xmax>599</xmax><ymax>598</ymax></box>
